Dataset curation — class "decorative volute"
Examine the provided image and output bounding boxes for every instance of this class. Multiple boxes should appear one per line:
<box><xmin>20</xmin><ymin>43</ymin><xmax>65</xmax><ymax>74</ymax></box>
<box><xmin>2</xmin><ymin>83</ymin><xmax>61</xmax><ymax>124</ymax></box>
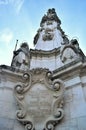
<box><xmin>33</xmin><ymin>8</ymin><xmax>69</xmax><ymax>51</ymax></box>
<box><xmin>14</xmin><ymin>68</ymin><xmax>65</xmax><ymax>130</ymax></box>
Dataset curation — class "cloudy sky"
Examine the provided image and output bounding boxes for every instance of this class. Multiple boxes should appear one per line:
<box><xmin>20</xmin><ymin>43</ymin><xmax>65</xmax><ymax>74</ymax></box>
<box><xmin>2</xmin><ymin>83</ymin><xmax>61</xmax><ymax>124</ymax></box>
<box><xmin>0</xmin><ymin>0</ymin><xmax>86</xmax><ymax>65</ymax></box>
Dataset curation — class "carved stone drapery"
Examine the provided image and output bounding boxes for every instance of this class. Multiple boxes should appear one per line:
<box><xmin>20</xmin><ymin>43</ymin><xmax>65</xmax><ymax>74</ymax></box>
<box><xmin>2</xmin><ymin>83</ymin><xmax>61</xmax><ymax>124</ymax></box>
<box><xmin>14</xmin><ymin>68</ymin><xmax>65</xmax><ymax>130</ymax></box>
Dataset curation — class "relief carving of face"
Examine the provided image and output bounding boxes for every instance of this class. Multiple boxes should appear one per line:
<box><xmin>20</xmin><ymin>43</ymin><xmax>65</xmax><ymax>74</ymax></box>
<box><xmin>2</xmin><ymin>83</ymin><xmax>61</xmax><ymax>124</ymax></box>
<box><xmin>42</xmin><ymin>21</ymin><xmax>57</xmax><ymax>41</ymax></box>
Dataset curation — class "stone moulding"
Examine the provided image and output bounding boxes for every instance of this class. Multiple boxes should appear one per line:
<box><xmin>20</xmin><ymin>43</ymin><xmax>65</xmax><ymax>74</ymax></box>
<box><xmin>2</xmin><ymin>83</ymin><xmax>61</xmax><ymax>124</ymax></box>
<box><xmin>14</xmin><ymin>68</ymin><xmax>65</xmax><ymax>130</ymax></box>
<box><xmin>30</xmin><ymin>48</ymin><xmax>60</xmax><ymax>58</ymax></box>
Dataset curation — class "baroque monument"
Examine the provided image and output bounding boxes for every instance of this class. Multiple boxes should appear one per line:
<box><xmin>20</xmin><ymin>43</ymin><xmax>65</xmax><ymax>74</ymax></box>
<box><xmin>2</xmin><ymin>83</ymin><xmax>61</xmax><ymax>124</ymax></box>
<box><xmin>0</xmin><ymin>8</ymin><xmax>86</xmax><ymax>130</ymax></box>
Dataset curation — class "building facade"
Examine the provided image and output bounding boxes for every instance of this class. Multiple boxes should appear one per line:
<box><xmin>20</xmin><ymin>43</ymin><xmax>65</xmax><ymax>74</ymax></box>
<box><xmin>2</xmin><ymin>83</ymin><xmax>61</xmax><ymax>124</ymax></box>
<box><xmin>0</xmin><ymin>8</ymin><xmax>86</xmax><ymax>130</ymax></box>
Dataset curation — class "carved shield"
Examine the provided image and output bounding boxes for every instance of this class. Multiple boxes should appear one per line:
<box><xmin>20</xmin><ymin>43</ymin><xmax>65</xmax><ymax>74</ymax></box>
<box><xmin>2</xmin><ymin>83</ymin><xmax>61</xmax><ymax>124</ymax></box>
<box><xmin>14</xmin><ymin>68</ymin><xmax>64</xmax><ymax>130</ymax></box>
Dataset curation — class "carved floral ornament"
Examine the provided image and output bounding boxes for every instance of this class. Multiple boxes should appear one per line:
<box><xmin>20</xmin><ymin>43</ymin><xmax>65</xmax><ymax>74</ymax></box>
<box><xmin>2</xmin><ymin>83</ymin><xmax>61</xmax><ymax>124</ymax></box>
<box><xmin>14</xmin><ymin>68</ymin><xmax>65</xmax><ymax>130</ymax></box>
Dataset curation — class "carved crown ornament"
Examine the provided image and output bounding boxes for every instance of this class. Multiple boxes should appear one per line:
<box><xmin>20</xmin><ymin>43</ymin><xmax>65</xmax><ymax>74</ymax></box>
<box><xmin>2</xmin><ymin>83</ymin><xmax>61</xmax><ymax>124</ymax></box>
<box><xmin>14</xmin><ymin>68</ymin><xmax>65</xmax><ymax>130</ymax></box>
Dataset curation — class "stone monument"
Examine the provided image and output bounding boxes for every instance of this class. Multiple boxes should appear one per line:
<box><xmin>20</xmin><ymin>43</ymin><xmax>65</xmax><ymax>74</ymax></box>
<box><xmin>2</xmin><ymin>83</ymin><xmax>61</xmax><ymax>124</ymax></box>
<box><xmin>0</xmin><ymin>8</ymin><xmax>86</xmax><ymax>130</ymax></box>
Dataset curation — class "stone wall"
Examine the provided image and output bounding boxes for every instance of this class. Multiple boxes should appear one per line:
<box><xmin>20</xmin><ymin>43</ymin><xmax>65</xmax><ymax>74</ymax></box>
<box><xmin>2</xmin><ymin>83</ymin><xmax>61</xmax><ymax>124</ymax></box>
<box><xmin>0</xmin><ymin>61</ymin><xmax>86</xmax><ymax>130</ymax></box>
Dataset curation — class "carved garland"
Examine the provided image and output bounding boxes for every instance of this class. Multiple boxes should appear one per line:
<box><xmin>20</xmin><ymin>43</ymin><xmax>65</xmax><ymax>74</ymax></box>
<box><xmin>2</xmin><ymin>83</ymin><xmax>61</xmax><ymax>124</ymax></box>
<box><xmin>14</xmin><ymin>68</ymin><xmax>65</xmax><ymax>130</ymax></box>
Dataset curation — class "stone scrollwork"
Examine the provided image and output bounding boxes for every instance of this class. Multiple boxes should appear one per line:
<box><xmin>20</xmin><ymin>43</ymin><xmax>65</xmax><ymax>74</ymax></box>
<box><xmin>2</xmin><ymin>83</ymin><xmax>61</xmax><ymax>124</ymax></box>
<box><xmin>14</xmin><ymin>68</ymin><xmax>65</xmax><ymax>130</ymax></box>
<box><xmin>44</xmin><ymin>78</ymin><xmax>64</xmax><ymax>130</ymax></box>
<box><xmin>14</xmin><ymin>72</ymin><xmax>34</xmax><ymax>130</ymax></box>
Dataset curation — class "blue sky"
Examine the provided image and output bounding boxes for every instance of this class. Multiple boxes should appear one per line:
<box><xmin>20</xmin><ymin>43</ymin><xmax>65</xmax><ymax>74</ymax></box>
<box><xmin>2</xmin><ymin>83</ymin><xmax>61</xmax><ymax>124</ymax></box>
<box><xmin>0</xmin><ymin>0</ymin><xmax>86</xmax><ymax>65</ymax></box>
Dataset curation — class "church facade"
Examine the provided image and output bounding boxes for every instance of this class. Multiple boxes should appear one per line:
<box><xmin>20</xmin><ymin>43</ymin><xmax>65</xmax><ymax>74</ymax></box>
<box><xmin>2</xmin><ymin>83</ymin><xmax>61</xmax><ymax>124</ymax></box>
<box><xmin>0</xmin><ymin>8</ymin><xmax>86</xmax><ymax>130</ymax></box>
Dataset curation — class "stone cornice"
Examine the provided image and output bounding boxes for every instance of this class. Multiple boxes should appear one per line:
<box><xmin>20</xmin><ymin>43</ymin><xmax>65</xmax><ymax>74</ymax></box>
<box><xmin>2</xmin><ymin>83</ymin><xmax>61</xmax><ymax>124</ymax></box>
<box><xmin>0</xmin><ymin>65</ymin><xmax>25</xmax><ymax>82</ymax></box>
<box><xmin>0</xmin><ymin>58</ymin><xmax>86</xmax><ymax>82</ymax></box>
<box><xmin>80</xmin><ymin>62</ymin><xmax>86</xmax><ymax>76</ymax></box>
<box><xmin>30</xmin><ymin>47</ymin><xmax>60</xmax><ymax>58</ymax></box>
<box><xmin>52</xmin><ymin>59</ymin><xmax>86</xmax><ymax>80</ymax></box>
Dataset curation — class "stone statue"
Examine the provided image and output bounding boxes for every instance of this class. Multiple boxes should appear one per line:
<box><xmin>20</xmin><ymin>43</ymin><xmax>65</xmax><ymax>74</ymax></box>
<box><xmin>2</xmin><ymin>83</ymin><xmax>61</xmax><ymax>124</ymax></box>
<box><xmin>70</xmin><ymin>39</ymin><xmax>80</xmax><ymax>53</ymax></box>
<box><xmin>34</xmin><ymin>8</ymin><xmax>65</xmax><ymax>50</ymax></box>
<box><xmin>11</xmin><ymin>42</ymin><xmax>30</xmax><ymax>70</ymax></box>
<box><xmin>40</xmin><ymin>8</ymin><xmax>61</xmax><ymax>27</ymax></box>
<box><xmin>60</xmin><ymin>39</ymin><xmax>79</xmax><ymax>63</ymax></box>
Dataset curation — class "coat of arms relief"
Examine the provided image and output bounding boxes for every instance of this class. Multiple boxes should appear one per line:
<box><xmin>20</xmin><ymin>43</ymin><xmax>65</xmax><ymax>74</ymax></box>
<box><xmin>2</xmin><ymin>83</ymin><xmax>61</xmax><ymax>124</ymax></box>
<box><xmin>14</xmin><ymin>68</ymin><xmax>65</xmax><ymax>130</ymax></box>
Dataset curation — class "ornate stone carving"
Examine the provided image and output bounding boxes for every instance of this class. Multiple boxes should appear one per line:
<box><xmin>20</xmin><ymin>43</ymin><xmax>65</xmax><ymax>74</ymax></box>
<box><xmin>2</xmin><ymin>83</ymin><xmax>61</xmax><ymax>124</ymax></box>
<box><xmin>14</xmin><ymin>68</ymin><xmax>65</xmax><ymax>130</ymax></box>
<box><xmin>11</xmin><ymin>42</ymin><xmax>30</xmax><ymax>70</ymax></box>
<box><xmin>60</xmin><ymin>39</ymin><xmax>83</xmax><ymax>63</ymax></box>
<box><xmin>42</xmin><ymin>32</ymin><xmax>54</xmax><ymax>41</ymax></box>
<box><xmin>33</xmin><ymin>8</ymin><xmax>64</xmax><ymax>46</ymax></box>
<box><xmin>40</xmin><ymin>8</ymin><xmax>61</xmax><ymax>27</ymax></box>
<box><xmin>33</xmin><ymin>28</ymin><xmax>42</xmax><ymax>46</ymax></box>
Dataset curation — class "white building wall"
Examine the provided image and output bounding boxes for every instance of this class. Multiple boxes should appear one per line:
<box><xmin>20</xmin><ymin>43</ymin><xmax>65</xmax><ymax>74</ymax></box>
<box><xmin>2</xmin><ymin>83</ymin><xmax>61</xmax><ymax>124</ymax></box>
<box><xmin>30</xmin><ymin>55</ymin><xmax>64</xmax><ymax>71</ymax></box>
<box><xmin>0</xmin><ymin>68</ymin><xmax>86</xmax><ymax>130</ymax></box>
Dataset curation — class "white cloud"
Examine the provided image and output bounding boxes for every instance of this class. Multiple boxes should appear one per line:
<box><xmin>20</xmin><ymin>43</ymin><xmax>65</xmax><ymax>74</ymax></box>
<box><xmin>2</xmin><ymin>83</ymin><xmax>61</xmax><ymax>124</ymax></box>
<box><xmin>0</xmin><ymin>28</ymin><xmax>13</xmax><ymax>44</ymax></box>
<box><xmin>9</xmin><ymin>0</ymin><xmax>24</xmax><ymax>14</ymax></box>
<box><xmin>0</xmin><ymin>0</ymin><xmax>24</xmax><ymax>14</ymax></box>
<box><xmin>14</xmin><ymin>0</ymin><xmax>24</xmax><ymax>14</ymax></box>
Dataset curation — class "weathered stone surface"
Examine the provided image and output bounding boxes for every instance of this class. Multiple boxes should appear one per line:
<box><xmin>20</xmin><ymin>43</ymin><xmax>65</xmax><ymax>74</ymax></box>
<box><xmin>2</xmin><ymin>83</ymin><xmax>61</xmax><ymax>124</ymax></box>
<box><xmin>14</xmin><ymin>120</ymin><xmax>24</xmax><ymax>130</ymax></box>
<box><xmin>14</xmin><ymin>69</ymin><xmax>64</xmax><ymax>130</ymax></box>
<box><xmin>0</xmin><ymin>117</ymin><xmax>14</xmax><ymax>130</ymax></box>
<box><xmin>77</xmin><ymin>117</ymin><xmax>86</xmax><ymax>130</ymax></box>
